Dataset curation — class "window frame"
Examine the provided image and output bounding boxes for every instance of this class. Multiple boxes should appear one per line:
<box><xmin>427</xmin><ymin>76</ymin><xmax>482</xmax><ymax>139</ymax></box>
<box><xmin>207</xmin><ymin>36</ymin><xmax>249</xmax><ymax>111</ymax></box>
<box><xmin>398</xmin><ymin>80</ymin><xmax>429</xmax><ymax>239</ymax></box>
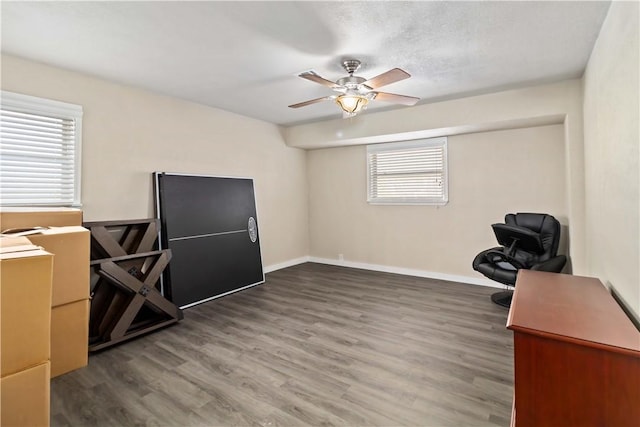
<box><xmin>1</xmin><ymin>90</ymin><xmax>83</xmax><ymax>207</ymax></box>
<box><xmin>366</xmin><ymin>137</ymin><xmax>448</xmax><ymax>206</ymax></box>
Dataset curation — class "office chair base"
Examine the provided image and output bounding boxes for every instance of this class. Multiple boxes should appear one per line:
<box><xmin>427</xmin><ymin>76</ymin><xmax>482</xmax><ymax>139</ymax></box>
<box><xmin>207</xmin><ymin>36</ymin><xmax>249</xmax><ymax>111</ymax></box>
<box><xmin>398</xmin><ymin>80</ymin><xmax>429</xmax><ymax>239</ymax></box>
<box><xmin>491</xmin><ymin>290</ymin><xmax>513</xmax><ymax>308</ymax></box>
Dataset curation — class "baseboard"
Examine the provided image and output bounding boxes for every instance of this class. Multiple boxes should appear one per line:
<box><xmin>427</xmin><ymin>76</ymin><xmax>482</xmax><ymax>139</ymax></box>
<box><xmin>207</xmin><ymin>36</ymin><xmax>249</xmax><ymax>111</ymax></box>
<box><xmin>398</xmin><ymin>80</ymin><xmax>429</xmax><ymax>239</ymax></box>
<box><xmin>308</xmin><ymin>256</ymin><xmax>505</xmax><ymax>289</ymax></box>
<box><xmin>264</xmin><ymin>255</ymin><xmax>507</xmax><ymax>290</ymax></box>
<box><xmin>264</xmin><ymin>256</ymin><xmax>310</xmax><ymax>274</ymax></box>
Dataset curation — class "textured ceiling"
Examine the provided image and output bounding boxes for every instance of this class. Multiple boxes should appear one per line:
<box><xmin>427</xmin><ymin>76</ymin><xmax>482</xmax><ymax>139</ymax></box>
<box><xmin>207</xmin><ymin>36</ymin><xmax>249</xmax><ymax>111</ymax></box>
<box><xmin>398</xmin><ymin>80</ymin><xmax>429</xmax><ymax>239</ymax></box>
<box><xmin>1</xmin><ymin>1</ymin><xmax>610</xmax><ymax>126</ymax></box>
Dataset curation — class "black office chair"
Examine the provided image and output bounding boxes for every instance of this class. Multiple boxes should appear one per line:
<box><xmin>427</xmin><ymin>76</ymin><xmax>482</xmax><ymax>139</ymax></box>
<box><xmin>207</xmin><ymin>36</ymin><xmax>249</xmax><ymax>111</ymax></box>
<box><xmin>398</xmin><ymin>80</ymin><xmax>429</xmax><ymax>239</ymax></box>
<box><xmin>472</xmin><ymin>213</ymin><xmax>567</xmax><ymax>308</ymax></box>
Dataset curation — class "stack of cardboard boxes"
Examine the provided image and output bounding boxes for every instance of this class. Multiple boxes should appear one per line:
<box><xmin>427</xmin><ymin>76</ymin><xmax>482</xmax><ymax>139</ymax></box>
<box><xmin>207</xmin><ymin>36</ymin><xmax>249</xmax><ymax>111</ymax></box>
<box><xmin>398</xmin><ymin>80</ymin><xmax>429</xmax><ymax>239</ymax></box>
<box><xmin>0</xmin><ymin>237</ymin><xmax>53</xmax><ymax>426</ymax></box>
<box><xmin>28</xmin><ymin>226</ymin><xmax>90</xmax><ymax>377</ymax></box>
<box><xmin>0</xmin><ymin>208</ymin><xmax>90</xmax><ymax>426</ymax></box>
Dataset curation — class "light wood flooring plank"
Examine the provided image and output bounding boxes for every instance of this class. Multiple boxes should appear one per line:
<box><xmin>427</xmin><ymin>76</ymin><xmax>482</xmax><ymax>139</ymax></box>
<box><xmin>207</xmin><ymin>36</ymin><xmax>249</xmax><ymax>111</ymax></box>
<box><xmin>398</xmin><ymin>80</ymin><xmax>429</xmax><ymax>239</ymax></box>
<box><xmin>52</xmin><ymin>263</ymin><xmax>514</xmax><ymax>426</ymax></box>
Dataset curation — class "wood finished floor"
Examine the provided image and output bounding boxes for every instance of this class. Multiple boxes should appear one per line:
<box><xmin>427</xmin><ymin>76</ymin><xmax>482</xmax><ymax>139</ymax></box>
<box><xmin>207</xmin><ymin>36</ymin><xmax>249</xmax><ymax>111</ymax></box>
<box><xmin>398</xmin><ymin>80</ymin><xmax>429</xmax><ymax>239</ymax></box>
<box><xmin>51</xmin><ymin>263</ymin><xmax>514</xmax><ymax>427</ymax></box>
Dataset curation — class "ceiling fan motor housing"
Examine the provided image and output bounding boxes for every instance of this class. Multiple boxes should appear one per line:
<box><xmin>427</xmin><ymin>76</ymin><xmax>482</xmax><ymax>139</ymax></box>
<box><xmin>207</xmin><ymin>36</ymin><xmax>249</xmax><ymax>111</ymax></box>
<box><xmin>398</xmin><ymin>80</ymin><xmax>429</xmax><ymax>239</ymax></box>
<box><xmin>336</xmin><ymin>75</ymin><xmax>366</xmax><ymax>90</ymax></box>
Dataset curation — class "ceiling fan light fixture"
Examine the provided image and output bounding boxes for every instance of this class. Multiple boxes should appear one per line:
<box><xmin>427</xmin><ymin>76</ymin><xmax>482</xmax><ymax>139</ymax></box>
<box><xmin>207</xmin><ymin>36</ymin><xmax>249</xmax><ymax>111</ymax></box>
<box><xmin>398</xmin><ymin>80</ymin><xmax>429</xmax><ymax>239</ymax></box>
<box><xmin>335</xmin><ymin>94</ymin><xmax>368</xmax><ymax>115</ymax></box>
<box><xmin>291</xmin><ymin>59</ymin><xmax>418</xmax><ymax>118</ymax></box>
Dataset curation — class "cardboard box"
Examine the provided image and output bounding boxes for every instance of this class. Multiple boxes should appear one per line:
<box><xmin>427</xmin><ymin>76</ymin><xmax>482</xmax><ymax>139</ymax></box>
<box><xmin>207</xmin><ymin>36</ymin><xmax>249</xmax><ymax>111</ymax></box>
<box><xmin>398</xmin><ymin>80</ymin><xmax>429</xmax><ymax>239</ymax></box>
<box><xmin>0</xmin><ymin>207</ymin><xmax>82</xmax><ymax>232</ymax></box>
<box><xmin>0</xmin><ymin>362</ymin><xmax>50</xmax><ymax>427</ymax></box>
<box><xmin>0</xmin><ymin>245</ymin><xmax>53</xmax><ymax>377</ymax></box>
<box><xmin>51</xmin><ymin>299</ymin><xmax>89</xmax><ymax>378</ymax></box>
<box><xmin>0</xmin><ymin>236</ymin><xmax>39</xmax><ymax>254</ymax></box>
<box><xmin>25</xmin><ymin>226</ymin><xmax>90</xmax><ymax>307</ymax></box>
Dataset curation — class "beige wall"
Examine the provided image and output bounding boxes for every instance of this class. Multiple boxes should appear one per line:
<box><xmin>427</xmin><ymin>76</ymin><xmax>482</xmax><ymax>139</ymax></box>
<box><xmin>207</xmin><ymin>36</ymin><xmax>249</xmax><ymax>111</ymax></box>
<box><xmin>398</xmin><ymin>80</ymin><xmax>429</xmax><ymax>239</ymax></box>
<box><xmin>583</xmin><ymin>2</ymin><xmax>640</xmax><ymax>319</ymax></box>
<box><xmin>286</xmin><ymin>80</ymin><xmax>587</xmax><ymax>274</ymax></box>
<box><xmin>307</xmin><ymin>125</ymin><xmax>567</xmax><ymax>280</ymax></box>
<box><xmin>0</xmin><ymin>55</ymin><xmax>309</xmax><ymax>269</ymax></box>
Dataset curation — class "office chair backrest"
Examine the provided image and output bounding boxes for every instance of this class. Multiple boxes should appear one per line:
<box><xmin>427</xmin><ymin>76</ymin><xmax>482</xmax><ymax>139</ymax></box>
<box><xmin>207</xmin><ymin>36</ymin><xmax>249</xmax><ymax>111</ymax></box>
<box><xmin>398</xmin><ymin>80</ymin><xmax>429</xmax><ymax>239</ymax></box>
<box><xmin>504</xmin><ymin>213</ymin><xmax>561</xmax><ymax>263</ymax></box>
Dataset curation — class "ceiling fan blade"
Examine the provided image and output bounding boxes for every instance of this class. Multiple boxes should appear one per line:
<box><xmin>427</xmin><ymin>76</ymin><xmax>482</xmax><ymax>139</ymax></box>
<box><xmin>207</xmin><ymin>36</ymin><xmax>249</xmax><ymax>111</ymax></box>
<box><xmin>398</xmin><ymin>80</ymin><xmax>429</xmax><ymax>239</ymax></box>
<box><xmin>299</xmin><ymin>71</ymin><xmax>340</xmax><ymax>89</ymax></box>
<box><xmin>363</xmin><ymin>68</ymin><xmax>410</xmax><ymax>89</ymax></box>
<box><xmin>288</xmin><ymin>96</ymin><xmax>335</xmax><ymax>109</ymax></box>
<box><xmin>372</xmin><ymin>92</ymin><xmax>420</xmax><ymax>106</ymax></box>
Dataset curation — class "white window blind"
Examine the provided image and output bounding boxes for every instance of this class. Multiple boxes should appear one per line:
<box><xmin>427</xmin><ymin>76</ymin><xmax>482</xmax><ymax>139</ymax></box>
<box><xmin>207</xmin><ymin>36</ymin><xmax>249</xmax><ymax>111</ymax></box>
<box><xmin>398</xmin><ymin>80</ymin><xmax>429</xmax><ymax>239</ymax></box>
<box><xmin>0</xmin><ymin>91</ymin><xmax>83</xmax><ymax>207</ymax></box>
<box><xmin>367</xmin><ymin>138</ymin><xmax>448</xmax><ymax>205</ymax></box>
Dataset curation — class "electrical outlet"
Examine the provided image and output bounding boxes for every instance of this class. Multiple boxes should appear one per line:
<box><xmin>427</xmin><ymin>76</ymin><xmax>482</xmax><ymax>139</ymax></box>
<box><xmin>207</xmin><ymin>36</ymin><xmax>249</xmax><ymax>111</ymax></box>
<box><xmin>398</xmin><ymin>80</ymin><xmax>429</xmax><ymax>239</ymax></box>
<box><xmin>338</xmin><ymin>253</ymin><xmax>344</xmax><ymax>262</ymax></box>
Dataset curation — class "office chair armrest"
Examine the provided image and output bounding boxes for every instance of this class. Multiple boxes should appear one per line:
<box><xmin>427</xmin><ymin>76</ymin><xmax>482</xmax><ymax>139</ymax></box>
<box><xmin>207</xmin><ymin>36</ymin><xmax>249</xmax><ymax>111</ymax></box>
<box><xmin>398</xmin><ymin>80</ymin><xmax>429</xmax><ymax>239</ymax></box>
<box><xmin>484</xmin><ymin>249</ymin><xmax>526</xmax><ymax>270</ymax></box>
<box><xmin>472</xmin><ymin>247</ymin><xmax>502</xmax><ymax>269</ymax></box>
<box><xmin>531</xmin><ymin>255</ymin><xmax>567</xmax><ymax>273</ymax></box>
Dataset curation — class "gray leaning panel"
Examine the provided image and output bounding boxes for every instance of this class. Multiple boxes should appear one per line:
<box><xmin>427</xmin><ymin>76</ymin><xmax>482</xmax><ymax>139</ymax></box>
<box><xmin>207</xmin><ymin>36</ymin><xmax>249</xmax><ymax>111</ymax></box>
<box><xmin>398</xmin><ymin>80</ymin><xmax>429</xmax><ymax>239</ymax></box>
<box><xmin>154</xmin><ymin>172</ymin><xmax>264</xmax><ymax>308</ymax></box>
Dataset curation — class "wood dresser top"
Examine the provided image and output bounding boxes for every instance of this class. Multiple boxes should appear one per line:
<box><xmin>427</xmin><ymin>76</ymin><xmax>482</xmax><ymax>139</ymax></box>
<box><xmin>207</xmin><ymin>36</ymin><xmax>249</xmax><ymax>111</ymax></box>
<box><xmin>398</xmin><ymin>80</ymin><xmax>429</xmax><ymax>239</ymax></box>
<box><xmin>507</xmin><ymin>270</ymin><xmax>640</xmax><ymax>355</ymax></box>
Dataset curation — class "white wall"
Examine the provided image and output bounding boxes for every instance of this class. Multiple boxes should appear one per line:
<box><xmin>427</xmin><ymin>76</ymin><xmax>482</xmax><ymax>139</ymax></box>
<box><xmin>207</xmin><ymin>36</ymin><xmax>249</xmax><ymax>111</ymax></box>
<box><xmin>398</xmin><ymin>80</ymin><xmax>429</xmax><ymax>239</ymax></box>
<box><xmin>307</xmin><ymin>125</ymin><xmax>567</xmax><ymax>280</ymax></box>
<box><xmin>0</xmin><ymin>55</ymin><xmax>310</xmax><ymax>269</ymax></box>
<box><xmin>583</xmin><ymin>2</ymin><xmax>640</xmax><ymax>319</ymax></box>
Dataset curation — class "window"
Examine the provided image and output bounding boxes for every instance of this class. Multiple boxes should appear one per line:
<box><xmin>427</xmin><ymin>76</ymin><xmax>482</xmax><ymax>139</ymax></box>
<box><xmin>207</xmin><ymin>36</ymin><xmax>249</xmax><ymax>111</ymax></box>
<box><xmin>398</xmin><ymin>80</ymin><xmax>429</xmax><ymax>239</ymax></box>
<box><xmin>0</xmin><ymin>91</ymin><xmax>83</xmax><ymax>206</ymax></box>
<box><xmin>367</xmin><ymin>137</ymin><xmax>448</xmax><ymax>205</ymax></box>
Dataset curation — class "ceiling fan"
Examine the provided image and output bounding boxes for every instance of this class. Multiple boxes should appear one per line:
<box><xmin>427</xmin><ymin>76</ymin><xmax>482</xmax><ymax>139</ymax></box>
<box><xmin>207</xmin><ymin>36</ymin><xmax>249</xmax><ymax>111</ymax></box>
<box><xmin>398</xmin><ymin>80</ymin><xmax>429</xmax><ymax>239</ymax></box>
<box><xmin>288</xmin><ymin>59</ymin><xmax>420</xmax><ymax>117</ymax></box>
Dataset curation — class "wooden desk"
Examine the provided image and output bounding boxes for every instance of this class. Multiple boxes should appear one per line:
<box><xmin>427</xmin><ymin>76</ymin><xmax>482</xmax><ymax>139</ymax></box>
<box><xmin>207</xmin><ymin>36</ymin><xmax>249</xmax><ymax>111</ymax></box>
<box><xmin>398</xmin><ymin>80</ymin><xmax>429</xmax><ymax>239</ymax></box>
<box><xmin>507</xmin><ymin>270</ymin><xmax>640</xmax><ymax>427</ymax></box>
